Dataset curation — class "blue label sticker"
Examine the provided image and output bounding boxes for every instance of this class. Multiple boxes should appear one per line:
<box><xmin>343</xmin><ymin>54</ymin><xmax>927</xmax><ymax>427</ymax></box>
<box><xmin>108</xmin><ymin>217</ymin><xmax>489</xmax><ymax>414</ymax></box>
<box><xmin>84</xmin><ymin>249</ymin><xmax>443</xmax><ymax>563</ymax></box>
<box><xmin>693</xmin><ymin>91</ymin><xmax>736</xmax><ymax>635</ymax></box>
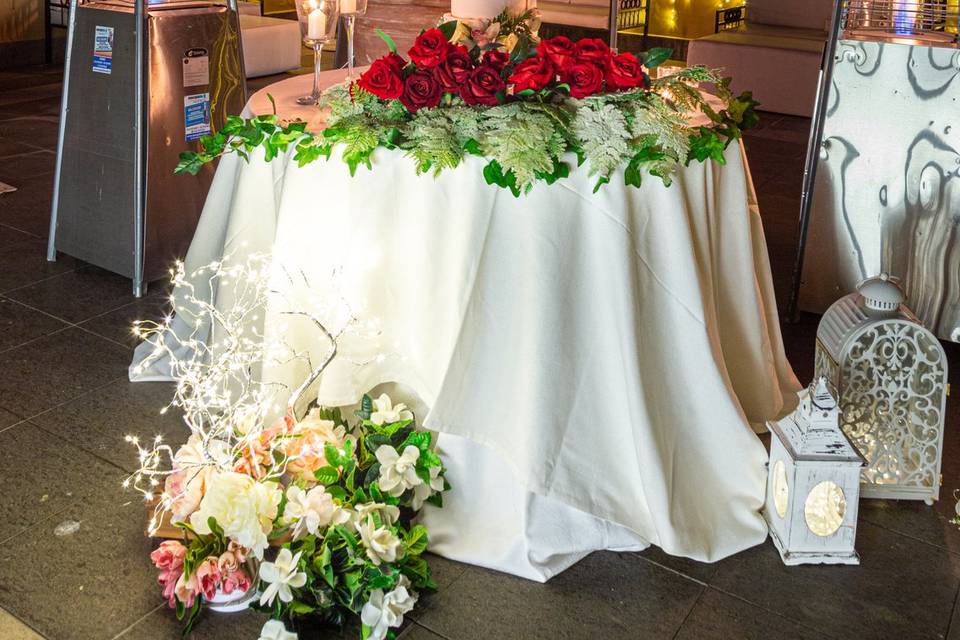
<box><xmin>92</xmin><ymin>25</ymin><xmax>113</xmax><ymax>74</ymax></box>
<box><xmin>184</xmin><ymin>93</ymin><xmax>212</xmax><ymax>141</ymax></box>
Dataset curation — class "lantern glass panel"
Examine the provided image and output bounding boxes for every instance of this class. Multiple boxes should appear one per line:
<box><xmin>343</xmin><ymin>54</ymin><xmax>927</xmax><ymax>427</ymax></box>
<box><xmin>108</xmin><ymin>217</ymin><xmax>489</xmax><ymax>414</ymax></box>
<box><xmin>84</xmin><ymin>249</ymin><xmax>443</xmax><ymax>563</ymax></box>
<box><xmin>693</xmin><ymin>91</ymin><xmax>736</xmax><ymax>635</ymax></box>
<box><xmin>804</xmin><ymin>481</ymin><xmax>847</xmax><ymax>536</ymax></box>
<box><xmin>773</xmin><ymin>460</ymin><xmax>789</xmax><ymax>518</ymax></box>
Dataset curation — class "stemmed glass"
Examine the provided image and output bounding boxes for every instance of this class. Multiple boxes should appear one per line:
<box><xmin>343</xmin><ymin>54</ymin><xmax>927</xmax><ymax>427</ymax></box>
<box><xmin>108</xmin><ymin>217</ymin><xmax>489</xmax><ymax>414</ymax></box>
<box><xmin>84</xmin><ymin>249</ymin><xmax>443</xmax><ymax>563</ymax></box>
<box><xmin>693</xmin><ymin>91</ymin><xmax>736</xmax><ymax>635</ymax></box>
<box><xmin>295</xmin><ymin>0</ymin><xmax>340</xmax><ymax>105</ymax></box>
<box><xmin>338</xmin><ymin>0</ymin><xmax>368</xmax><ymax>81</ymax></box>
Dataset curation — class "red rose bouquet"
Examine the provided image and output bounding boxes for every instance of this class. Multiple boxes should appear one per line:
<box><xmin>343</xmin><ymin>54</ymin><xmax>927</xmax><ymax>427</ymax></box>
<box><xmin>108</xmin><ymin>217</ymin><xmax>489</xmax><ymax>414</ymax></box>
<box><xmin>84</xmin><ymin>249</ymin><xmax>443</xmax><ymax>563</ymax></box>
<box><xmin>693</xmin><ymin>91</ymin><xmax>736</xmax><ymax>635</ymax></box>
<box><xmin>356</xmin><ymin>27</ymin><xmax>653</xmax><ymax>113</ymax></box>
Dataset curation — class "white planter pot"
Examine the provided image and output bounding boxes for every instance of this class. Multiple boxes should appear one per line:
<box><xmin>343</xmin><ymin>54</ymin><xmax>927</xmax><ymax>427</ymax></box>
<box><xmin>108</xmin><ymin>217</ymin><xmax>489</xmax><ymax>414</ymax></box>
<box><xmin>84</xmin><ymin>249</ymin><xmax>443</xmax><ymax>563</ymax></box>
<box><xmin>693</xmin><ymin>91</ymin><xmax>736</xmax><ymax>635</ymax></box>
<box><xmin>205</xmin><ymin>585</ymin><xmax>259</xmax><ymax>613</ymax></box>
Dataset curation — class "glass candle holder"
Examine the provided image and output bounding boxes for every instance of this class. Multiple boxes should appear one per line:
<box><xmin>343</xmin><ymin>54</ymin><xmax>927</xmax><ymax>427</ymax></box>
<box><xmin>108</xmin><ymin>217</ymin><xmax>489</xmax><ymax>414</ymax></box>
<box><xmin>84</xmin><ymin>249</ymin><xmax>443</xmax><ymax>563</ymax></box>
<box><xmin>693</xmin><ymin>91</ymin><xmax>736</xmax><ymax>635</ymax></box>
<box><xmin>295</xmin><ymin>0</ymin><xmax>340</xmax><ymax>105</ymax></box>
<box><xmin>338</xmin><ymin>0</ymin><xmax>368</xmax><ymax>81</ymax></box>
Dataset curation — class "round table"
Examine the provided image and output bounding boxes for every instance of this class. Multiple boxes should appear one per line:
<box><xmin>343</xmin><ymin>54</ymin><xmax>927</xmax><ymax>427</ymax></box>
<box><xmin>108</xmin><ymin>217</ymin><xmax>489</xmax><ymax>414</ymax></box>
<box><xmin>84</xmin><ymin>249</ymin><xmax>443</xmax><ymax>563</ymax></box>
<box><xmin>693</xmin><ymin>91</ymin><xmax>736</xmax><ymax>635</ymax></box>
<box><xmin>133</xmin><ymin>71</ymin><xmax>800</xmax><ymax>581</ymax></box>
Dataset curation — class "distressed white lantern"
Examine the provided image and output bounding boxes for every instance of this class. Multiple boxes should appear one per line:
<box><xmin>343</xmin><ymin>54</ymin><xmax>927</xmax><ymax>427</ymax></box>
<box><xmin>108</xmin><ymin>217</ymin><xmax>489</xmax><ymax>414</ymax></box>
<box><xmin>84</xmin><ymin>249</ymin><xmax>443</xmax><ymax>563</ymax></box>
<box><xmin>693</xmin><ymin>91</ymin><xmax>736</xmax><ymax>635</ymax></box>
<box><xmin>815</xmin><ymin>274</ymin><xmax>948</xmax><ymax>504</ymax></box>
<box><xmin>765</xmin><ymin>378</ymin><xmax>864</xmax><ymax>566</ymax></box>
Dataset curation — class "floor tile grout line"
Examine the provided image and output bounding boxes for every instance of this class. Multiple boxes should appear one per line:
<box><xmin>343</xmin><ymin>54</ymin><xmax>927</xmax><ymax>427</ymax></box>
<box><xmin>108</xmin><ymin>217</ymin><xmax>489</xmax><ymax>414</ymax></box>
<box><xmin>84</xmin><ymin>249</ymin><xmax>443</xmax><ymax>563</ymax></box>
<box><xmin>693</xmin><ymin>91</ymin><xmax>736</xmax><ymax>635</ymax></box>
<box><xmin>0</xmin><ymin>603</ymin><xmax>51</xmax><ymax>640</ymax></box>
<box><xmin>632</xmin><ymin>553</ymin><xmax>709</xmax><ymax>587</ymax></box>
<box><xmin>944</xmin><ymin>576</ymin><xmax>960</xmax><ymax>638</ymax></box>
<box><xmin>28</xmin><ymin>415</ymin><xmax>137</xmax><ymax>476</ymax></box>
<box><xmin>0</xmin><ymin>503</ymin><xmax>75</xmax><ymax>548</ymax></box>
<box><xmin>108</xmin><ymin>602</ymin><xmax>166</xmax><ymax>640</ymax></box>
<box><xmin>669</xmin><ymin>583</ymin><xmax>706</xmax><ymax>640</ymax></box>
<box><xmin>0</xmin><ymin>372</ymin><xmax>128</xmax><ymax>438</ymax></box>
<box><xmin>412</xmin><ymin>619</ymin><xmax>456</xmax><ymax>640</ymax></box>
<box><xmin>704</xmin><ymin>584</ymin><xmax>844</xmax><ymax>640</ymax></box>
<box><xmin>0</xmin><ymin>221</ymin><xmax>43</xmax><ymax>242</ymax></box>
<box><xmin>0</xmin><ymin>323</ymin><xmax>74</xmax><ymax>357</ymax></box>
<box><xmin>858</xmin><ymin>516</ymin><xmax>960</xmax><ymax>559</ymax></box>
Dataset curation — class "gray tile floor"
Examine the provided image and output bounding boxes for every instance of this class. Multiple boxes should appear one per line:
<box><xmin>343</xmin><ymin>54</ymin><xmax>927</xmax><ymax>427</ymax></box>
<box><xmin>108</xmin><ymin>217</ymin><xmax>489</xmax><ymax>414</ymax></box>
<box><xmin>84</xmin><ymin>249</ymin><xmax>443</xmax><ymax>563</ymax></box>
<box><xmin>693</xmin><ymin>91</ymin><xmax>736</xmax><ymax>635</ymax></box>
<box><xmin>2</xmin><ymin>66</ymin><xmax>960</xmax><ymax>640</ymax></box>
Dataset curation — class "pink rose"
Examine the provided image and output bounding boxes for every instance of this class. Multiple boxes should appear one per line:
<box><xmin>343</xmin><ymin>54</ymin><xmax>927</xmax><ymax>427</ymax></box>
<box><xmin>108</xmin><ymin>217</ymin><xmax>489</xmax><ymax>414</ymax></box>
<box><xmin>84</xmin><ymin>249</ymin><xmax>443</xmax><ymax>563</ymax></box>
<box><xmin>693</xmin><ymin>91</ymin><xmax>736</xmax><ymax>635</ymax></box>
<box><xmin>194</xmin><ymin>557</ymin><xmax>221</xmax><ymax>601</ymax></box>
<box><xmin>174</xmin><ymin>571</ymin><xmax>197</xmax><ymax>609</ymax></box>
<box><xmin>158</xmin><ymin>569</ymin><xmax>181</xmax><ymax>608</ymax></box>
<box><xmin>150</xmin><ymin>540</ymin><xmax>187</xmax><ymax>572</ymax></box>
<box><xmin>221</xmin><ymin>568</ymin><xmax>252</xmax><ymax>595</ymax></box>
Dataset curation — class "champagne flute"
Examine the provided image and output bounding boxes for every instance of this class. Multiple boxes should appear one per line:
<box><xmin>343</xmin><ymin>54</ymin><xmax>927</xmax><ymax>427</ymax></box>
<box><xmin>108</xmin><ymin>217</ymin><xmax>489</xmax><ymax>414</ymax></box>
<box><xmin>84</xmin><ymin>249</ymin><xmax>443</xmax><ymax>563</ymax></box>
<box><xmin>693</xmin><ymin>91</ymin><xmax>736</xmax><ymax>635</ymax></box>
<box><xmin>338</xmin><ymin>0</ymin><xmax>368</xmax><ymax>81</ymax></box>
<box><xmin>295</xmin><ymin>0</ymin><xmax>340</xmax><ymax>105</ymax></box>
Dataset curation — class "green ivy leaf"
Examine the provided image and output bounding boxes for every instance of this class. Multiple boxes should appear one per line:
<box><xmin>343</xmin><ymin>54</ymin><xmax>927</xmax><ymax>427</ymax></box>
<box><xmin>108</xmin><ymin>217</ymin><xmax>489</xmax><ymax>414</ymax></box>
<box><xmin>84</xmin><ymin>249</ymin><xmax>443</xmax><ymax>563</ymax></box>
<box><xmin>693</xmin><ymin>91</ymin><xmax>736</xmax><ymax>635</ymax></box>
<box><xmin>404</xmin><ymin>525</ymin><xmax>429</xmax><ymax>556</ymax></box>
<box><xmin>314</xmin><ymin>466</ymin><xmax>340</xmax><ymax>485</ymax></box>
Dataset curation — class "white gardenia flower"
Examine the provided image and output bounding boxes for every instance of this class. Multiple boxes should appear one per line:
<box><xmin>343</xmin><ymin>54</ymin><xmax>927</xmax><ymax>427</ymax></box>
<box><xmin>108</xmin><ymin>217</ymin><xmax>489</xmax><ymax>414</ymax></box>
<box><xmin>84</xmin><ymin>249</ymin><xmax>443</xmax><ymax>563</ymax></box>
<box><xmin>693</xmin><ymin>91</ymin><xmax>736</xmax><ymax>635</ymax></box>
<box><xmin>360</xmin><ymin>576</ymin><xmax>419</xmax><ymax>640</ymax></box>
<box><xmin>352</xmin><ymin>501</ymin><xmax>400</xmax><ymax>527</ymax></box>
<box><xmin>282</xmin><ymin>485</ymin><xmax>339</xmax><ymax>539</ymax></box>
<box><xmin>189</xmin><ymin>472</ymin><xmax>281</xmax><ymax>559</ymax></box>
<box><xmin>259</xmin><ymin>619</ymin><xmax>298</xmax><ymax>640</ymax></box>
<box><xmin>259</xmin><ymin>548</ymin><xmax>308</xmax><ymax>606</ymax></box>
<box><xmin>357</xmin><ymin>516</ymin><xmax>402</xmax><ymax>566</ymax></box>
<box><xmin>410</xmin><ymin>466</ymin><xmax>445</xmax><ymax>510</ymax></box>
<box><xmin>375</xmin><ymin>445</ymin><xmax>423</xmax><ymax>497</ymax></box>
<box><xmin>370</xmin><ymin>394</ymin><xmax>413</xmax><ymax>426</ymax></box>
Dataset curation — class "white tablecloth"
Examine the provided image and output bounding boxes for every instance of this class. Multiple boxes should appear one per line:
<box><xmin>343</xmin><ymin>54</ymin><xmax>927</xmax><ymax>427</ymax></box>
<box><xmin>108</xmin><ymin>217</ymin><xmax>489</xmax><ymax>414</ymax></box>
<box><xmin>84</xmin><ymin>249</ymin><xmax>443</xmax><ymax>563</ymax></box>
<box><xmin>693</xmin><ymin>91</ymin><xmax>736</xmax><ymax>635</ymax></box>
<box><xmin>133</xmin><ymin>72</ymin><xmax>800</xmax><ymax>581</ymax></box>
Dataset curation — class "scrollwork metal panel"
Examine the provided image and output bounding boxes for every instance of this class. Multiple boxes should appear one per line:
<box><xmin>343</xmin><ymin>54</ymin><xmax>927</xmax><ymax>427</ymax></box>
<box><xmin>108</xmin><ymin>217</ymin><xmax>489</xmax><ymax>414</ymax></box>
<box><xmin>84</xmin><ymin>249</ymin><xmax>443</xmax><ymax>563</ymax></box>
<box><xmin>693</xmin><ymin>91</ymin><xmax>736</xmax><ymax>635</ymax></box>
<box><xmin>799</xmin><ymin>38</ymin><xmax>960</xmax><ymax>342</ymax></box>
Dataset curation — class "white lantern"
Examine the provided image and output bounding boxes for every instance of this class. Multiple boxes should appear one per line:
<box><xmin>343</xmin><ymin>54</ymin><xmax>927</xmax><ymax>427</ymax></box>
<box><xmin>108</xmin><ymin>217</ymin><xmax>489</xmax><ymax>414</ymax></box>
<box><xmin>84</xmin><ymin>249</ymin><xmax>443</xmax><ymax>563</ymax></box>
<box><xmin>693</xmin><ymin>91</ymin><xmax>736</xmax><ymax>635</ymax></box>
<box><xmin>764</xmin><ymin>378</ymin><xmax>864</xmax><ymax>566</ymax></box>
<box><xmin>815</xmin><ymin>274</ymin><xmax>948</xmax><ymax>505</ymax></box>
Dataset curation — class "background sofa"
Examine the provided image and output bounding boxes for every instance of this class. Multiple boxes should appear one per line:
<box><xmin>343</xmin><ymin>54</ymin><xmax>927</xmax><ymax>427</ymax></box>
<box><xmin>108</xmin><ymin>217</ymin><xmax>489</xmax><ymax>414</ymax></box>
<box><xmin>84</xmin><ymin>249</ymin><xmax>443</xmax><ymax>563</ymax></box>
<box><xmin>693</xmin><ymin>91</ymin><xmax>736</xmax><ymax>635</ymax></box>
<box><xmin>686</xmin><ymin>0</ymin><xmax>833</xmax><ymax>116</ymax></box>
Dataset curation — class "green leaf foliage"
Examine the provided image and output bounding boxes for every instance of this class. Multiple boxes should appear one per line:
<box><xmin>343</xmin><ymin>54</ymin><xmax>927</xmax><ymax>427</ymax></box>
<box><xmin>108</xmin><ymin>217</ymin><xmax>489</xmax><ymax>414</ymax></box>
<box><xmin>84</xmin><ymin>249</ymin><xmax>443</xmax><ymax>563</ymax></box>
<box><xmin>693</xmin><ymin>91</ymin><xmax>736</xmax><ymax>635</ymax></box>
<box><xmin>174</xmin><ymin>53</ymin><xmax>754</xmax><ymax>196</ymax></box>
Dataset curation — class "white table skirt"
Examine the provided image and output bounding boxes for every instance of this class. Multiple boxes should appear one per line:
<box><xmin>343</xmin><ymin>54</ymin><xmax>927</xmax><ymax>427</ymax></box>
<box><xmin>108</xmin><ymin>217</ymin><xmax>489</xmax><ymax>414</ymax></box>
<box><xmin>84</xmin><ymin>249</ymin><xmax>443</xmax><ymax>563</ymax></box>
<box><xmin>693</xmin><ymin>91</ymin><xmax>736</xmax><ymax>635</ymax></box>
<box><xmin>132</xmin><ymin>72</ymin><xmax>800</xmax><ymax>581</ymax></box>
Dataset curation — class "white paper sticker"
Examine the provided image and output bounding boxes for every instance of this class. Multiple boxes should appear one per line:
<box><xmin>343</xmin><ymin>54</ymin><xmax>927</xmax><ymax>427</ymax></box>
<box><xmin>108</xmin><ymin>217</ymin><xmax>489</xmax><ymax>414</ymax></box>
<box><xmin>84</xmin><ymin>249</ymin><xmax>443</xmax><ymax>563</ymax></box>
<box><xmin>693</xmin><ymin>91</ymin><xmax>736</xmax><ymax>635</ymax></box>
<box><xmin>182</xmin><ymin>51</ymin><xmax>209</xmax><ymax>87</ymax></box>
<box><xmin>184</xmin><ymin>93</ymin><xmax>212</xmax><ymax>141</ymax></box>
<box><xmin>92</xmin><ymin>25</ymin><xmax>114</xmax><ymax>74</ymax></box>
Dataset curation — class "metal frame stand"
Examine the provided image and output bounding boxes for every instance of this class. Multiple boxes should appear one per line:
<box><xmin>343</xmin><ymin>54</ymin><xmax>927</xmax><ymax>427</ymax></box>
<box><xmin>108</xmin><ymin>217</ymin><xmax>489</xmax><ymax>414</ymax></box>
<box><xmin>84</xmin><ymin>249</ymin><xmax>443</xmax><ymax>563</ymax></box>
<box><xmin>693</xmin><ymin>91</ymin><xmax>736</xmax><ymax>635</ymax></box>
<box><xmin>46</xmin><ymin>0</ymin><xmax>77</xmax><ymax>264</ymax></box>
<box><xmin>785</xmin><ymin>0</ymin><xmax>846</xmax><ymax>321</ymax></box>
<box><xmin>608</xmin><ymin>0</ymin><xmax>620</xmax><ymax>51</ymax></box>
<box><xmin>47</xmin><ymin>0</ymin><xmax>247</xmax><ymax>298</ymax></box>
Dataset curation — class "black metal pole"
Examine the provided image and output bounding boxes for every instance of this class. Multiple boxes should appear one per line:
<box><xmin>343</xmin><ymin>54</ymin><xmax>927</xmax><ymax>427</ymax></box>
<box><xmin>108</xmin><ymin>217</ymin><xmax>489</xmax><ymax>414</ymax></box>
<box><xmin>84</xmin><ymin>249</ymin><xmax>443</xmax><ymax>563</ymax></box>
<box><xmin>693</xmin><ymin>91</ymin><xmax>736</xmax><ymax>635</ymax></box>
<box><xmin>785</xmin><ymin>0</ymin><xmax>845</xmax><ymax>321</ymax></box>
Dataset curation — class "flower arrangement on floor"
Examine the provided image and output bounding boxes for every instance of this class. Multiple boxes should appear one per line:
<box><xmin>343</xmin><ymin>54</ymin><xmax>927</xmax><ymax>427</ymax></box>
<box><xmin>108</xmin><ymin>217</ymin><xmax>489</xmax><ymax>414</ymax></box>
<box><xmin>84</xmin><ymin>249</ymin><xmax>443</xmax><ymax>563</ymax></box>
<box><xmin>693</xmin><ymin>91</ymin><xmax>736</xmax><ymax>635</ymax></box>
<box><xmin>127</xmin><ymin>257</ymin><xmax>449</xmax><ymax>640</ymax></box>
<box><xmin>176</xmin><ymin>18</ymin><xmax>758</xmax><ymax>196</ymax></box>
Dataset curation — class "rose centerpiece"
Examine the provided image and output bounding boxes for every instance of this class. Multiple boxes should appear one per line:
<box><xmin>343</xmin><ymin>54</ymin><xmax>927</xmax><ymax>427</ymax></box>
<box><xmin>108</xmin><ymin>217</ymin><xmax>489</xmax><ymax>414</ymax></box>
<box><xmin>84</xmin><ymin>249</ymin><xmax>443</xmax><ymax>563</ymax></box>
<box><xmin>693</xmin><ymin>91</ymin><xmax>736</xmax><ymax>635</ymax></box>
<box><xmin>178</xmin><ymin>16</ymin><xmax>759</xmax><ymax>197</ymax></box>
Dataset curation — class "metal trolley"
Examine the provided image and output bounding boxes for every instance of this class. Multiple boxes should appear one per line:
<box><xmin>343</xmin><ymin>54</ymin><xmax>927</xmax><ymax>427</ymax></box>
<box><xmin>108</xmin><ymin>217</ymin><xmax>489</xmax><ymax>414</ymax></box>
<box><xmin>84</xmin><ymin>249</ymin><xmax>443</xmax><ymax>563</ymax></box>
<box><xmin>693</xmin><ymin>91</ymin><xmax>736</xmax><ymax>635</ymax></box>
<box><xmin>789</xmin><ymin>0</ymin><xmax>960</xmax><ymax>341</ymax></box>
<box><xmin>47</xmin><ymin>0</ymin><xmax>247</xmax><ymax>297</ymax></box>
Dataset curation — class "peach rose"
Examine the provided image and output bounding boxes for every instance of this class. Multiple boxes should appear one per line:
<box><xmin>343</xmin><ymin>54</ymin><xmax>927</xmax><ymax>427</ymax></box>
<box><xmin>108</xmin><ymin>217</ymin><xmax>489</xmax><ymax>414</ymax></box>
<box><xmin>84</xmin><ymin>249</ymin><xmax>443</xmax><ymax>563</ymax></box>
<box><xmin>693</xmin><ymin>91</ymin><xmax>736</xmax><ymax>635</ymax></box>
<box><xmin>283</xmin><ymin>411</ymin><xmax>350</xmax><ymax>482</ymax></box>
<box><xmin>174</xmin><ymin>570</ymin><xmax>197</xmax><ymax>609</ymax></box>
<box><xmin>235</xmin><ymin>416</ymin><xmax>295</xmax><ymax>479</ymax></box>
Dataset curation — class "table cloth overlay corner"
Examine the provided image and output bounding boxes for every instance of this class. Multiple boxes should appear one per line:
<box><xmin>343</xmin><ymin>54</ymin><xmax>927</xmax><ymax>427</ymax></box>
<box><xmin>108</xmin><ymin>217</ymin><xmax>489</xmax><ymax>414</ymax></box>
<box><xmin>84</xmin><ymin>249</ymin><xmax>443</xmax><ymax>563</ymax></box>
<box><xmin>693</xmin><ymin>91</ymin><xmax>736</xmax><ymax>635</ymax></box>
<box><xmin>131</xmin><ymin>78</ymin><xmax>800</xmax><ymax>582</ymax></box>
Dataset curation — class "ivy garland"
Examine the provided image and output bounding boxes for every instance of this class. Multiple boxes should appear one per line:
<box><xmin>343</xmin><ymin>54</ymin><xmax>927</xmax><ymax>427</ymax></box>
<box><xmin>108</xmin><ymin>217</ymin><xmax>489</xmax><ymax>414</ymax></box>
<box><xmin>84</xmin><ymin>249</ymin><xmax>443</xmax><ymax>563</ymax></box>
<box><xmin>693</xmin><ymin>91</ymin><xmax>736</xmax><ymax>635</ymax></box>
<box><xmin>176</xmin><ymin>55</ymin><xmax>759</xmax><ymax>197</ymax></box>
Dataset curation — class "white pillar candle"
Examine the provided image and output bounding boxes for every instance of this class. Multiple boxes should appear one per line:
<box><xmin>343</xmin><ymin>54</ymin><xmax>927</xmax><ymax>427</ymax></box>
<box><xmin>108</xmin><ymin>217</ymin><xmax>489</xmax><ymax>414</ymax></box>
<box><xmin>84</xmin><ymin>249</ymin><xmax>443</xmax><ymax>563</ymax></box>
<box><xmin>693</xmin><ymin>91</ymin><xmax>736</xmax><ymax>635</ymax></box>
<box><xmin>308</xmin><ymin>7</ymin><xmax>326</xmax><ymax>39</ymax></box>
<box><xmin>340</xmin><ymin>0</ymin><xmax>356</xmax><ymax>14</ymax></box>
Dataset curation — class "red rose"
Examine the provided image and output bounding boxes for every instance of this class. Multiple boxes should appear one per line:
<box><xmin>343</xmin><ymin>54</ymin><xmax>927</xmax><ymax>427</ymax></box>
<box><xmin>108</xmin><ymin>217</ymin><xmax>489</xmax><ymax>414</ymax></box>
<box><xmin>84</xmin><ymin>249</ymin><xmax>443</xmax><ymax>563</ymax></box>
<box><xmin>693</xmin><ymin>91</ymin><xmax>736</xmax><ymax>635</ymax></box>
<box><xmin>382</xmin><ymin>52</ymin><xmax>407</xmax><ymax>74</ymax></box>
<box><xmin>483</xmin><ymin>49</ymin><xmax>510</xmax><ymax>71</ymax></box>
<box><xmin>434</xmin><ymin>45</ymin><xmax>474</xmax><ymax>93</ymax></box>
<box><xmin>563</xmin><ymin>61</ymin><xmax>604</xmax><ymax>98</ymax></box>
<box><xmin>606</xmin><ymin>52</ymin><xmax>647</xmax><ymax>91</ymax></box>
<box><xmin>538</xmin><ymin>35</ymin><xmax>576</xmax><ymax>71</ymax></box>
<box><xmin>508</xmin><ymin>56</ymin><xmax>556</xmax><ymax>93</ymax></box>
<box><xmin>460</xmin><ymin>64</ymin><xmax>506</xmax><ymax>106</ymax></box>
<box><xmin>408</xmin><ymin>28</ymin><xmax>450</xmax><ymax>69</ymax></box>
<box><xmin>573</xmin><ymin>38</ymin><xmax>612</xmax><ymax>67</ymax></box>
<box><xmin>400</xmin><ymin>69</ymin><xmax>442</xmax><ymax>112</ymax></box>
<box><xmin>357</xmin><ymin>57</ymin><xmax>404</xmax><ymax>100</ymax></box>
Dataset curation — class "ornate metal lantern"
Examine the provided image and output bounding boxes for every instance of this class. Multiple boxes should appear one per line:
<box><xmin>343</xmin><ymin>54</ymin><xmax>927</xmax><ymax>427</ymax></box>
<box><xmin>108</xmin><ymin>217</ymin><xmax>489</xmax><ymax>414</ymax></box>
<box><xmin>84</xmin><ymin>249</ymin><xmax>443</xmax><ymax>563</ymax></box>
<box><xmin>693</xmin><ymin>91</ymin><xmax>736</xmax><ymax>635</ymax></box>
<box><xmin>765</xmin><ymin>378</ymin><xmax>864</xmax><ymax>566</ymax></box>
<box><xmin>815</xmin><ymin>274</ymin><xmax>948</xmax><ymax>504</ymax></box>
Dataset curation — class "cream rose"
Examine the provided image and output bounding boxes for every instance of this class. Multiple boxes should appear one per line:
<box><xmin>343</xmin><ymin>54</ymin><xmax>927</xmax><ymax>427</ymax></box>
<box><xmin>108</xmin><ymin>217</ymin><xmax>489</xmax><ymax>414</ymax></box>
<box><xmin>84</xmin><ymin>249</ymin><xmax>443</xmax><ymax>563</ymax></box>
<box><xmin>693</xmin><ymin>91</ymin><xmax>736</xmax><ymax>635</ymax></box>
<box><xmin>190</xmin><ymin>471</ymin><xmax>282</xmax><ymax>559</ymax></box>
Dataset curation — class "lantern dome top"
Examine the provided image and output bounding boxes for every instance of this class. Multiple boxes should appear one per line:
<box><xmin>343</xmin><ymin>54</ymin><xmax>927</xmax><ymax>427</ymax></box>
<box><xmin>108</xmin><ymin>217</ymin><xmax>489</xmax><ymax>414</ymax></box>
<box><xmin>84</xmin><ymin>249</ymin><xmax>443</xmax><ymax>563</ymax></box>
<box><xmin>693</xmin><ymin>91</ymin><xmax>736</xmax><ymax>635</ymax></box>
<box><xmin>768</xmin><ymin>379</ymin><xmax>863</xmax><ymax>464</ymax></box>
<box><xmin>857</xmin><ymin>273</ymin><xmax>905</xmax><ymax>313</ymax></box>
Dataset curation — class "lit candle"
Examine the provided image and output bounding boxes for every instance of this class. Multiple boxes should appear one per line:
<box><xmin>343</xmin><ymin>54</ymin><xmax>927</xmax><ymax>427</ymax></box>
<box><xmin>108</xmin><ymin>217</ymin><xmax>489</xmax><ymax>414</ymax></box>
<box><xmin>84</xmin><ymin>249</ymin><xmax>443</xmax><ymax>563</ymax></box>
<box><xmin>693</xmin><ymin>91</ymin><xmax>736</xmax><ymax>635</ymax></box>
<box><xmin>340</xmin><ymin>0</ymin><xmax>356</xmax><ymax>14</ymax></box>
<box><xmin>307</xmin><ymin>3</ymin><xmax>325</xmax><ymax>39</ymax></box>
